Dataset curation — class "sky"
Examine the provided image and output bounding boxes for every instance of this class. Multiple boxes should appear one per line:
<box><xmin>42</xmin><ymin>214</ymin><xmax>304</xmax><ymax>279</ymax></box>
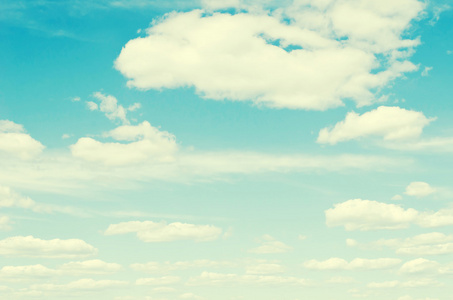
<box><xmin>0</xmin><ymin>0</ymin><xmax>453</xmax><ymax>299</ymax></box>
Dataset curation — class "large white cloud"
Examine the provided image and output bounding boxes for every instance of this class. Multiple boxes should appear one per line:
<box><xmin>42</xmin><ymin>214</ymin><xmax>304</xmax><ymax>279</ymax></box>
<box><xmin>115</xmin><ymin>0</ymin><xmax>423</xmax><ymax>110</ymax></box>
<box><xmin>70</xmin><ymin>121</ymin><xmax>177</xmax><ymax>166</ymax></box>
<box><xmin>317</xmin><ymin>106</ymin><xmax>434</xmax><ymax>145</ymax></box>
<box><xmin>0</xmin><ymin>120</ymin><xmax>44</xmax><ymax>159</ymax></box>
<box><xmin>303</xmin><ymin>257</ymin><xmax>401</xmax><ymax>270</ymax></box>
<box><xmin>104</xmin><ymin>220</ymin><xmax>222</xmax><ymax>242</ymax></box>
<box><xmin>0</xmin><ymin>236</ymin><xmax>97</xmax><ymax>258</ymax></box>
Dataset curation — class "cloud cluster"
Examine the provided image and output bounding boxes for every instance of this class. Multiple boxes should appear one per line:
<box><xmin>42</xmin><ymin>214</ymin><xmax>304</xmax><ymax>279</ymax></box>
<box><xmin>317</xmin><ymin>106</ymin><xmax>434</xmax><ymax>145</ymax></box>
<box><xmin>70</xmin><ymin>121</ymin><xmax>177</xmax><ymax>166</ymax></box>
<box><xmin>105</xmin><ymin>220</ymin><xmax>222</xmax><ymax>242</ymax></box>
<box><xmin>0</xmin><ymin>120</ymin><xmax>44</xmax><ymax>159</ymax></box>
<box><xmin>325</xmin><ymin>199</ymin><xmax>453</xmax><ymax>231</ymax></box>
<box><xmin>87</xmin><ymin>92</ymin><xmax>140</xmax><ymax>124</ymax></box>
<box><xmin>115</xmin><ymin>0</ymin><xmax>424</xmax><ymax>110</ymax></box>
<box><xmin>0</xmin><ymin>236</ymin><xmax>98</xmax><ymax>258</ymax></box>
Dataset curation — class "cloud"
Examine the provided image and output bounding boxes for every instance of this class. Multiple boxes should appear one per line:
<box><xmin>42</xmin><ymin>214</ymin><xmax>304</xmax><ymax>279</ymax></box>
<box><xmin>350</xmin><ymin>232</ymin><xmax>453</xmax><ymax>256</ymax></box>
<box><xmin>325</xmin><ymin>199</ymin><xmax>419</xmax><ymax>230</ymax></box>
<box><xmin>0</xmin><ymin>120</ymin><xmax>45</xmax><ymax>159</ymax></box>
<box><xmin>0</xmin><ymin>264</ymin><xmax>58</xmax><ymax>279</ymax></box>
<box><xmin>70</xmin><ymin>121</ymin><xmax>177</xmax><ymax>166</ymax></box>
<box><xmin>135</xmin><ymin>276</ymin><xmax>181</xmax><ymax>286</ymax></box>
<box><xmin>115</xmin><ymin>0</ymin><xmax>423</xmax><ymax>110</ymax></box>
<box><xmin>59</xmin><ymin>259</ymin><xmax>122</xmax><ymax>274</ymax></box>
<box><xmin>130</xmin><ymin>260</ymin><xmax>236</xmax><ymax>273</ymax></box>
<box><xmin>0</xmin><ymin>236</ymin><xmax>98</xmax><ymax>258</ymax></box>
<box><xmin>368</xmin><ymin>278</ymin><xmax>442</xmax><ymax>288</ymax></box>
<box><xmin>248</xmin><ymin>235</ymin><xmax>292</xmax><ymax>254</ymax></box>
<box><xmin>28</xmin><ymin>278</ymin><xmax>128</xmax><ymax>292</ymax></box>
<box><xmin>187</xmin><ymin>272</ymin><xmax>309</xmax><ymax>286</ymax></box>
<box><xmin>399</xmin><ymin>258</ymin><xmax>440</xmax><ymax>274</ymax></box>
<box><xmin>90</xmin><ymin>92</ymin><xmax>130</xmax><ymax>124</ymax></box>
<box><xmin>421</xmin><ymin>66</ymin><xmax>433</xmax><ymax>76</ymax></box>
<box><xmin>404</xmin><ymin>182</ymin><xmax>436</xmax><ymax>197</ymax></box>
<box><xmin>317</xmin><ymin>106</ymin><xmax>434</xmax><ymax>145</ymax></box>
<box><xmin>326</xmin><ymin>199</ymin><xmax>453</xmax><ymax>231</ymax></box>
<box><xmin>303</xmin><ymin>257</ymin><xmax>401</xmax><ymax>270</ymax></box>
<box><xmin>104</xmin><ymin>220</ymin><xmax>222</xmax><ymax>242</ymax></box>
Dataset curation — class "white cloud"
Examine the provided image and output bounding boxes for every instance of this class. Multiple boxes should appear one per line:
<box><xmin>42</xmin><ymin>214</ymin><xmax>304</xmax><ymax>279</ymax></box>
<box><xmin>0</xmin><ymin>120</ymin><xmax>45</xmax><ymax>159</ymax></box>
<box><xmin>399</xmin><ymin>258</ymin><xmax>440</xmax><ymax>274</ymax></box>
<box><xmin>105</xmin><ymin>220</ymin><xmax>222</xmax><ymax>242</ymax></box>
<box><xmin>421</xmin><ymin>66</ymin><xmax>432</xmax><ymax>76</ymax></box>
<box><xmin>304</xmin><ymin>257</ymin><xmax>401</xmax><ymax>270</ymax></box>
<box><xmin>326</xmin><ymin>199</ymin><xmax>453</xmax><ymax>231</ymax></box>
<box><xmin>248</xmin><ymin>235</ymin><xmax>293</xmax><ymax>254</ymax></box>
<box><xmin>180</xmin><ymin>292</ymin><xmax>204</xmax><ymax>300</ymax></box>
<box><xmin>404</xmin><ymin>182</ymin><xmax>436</xmax><ymax>197</ymax></box>
<box><xmin>187</xmin><ymin>272</ymin><xmax>309</xmax><ymax>286</ymax></box>
<box><xmin>136</xmin><ymin>276</ymin><xmax>181</xmax><ymax>286</ymax></box>
<box><xmin>368</xmin><ymin>278</ymin><xmax>442</xmax><ymax>288</ymax></box>
<box><xmin>92</xmin><ymin>92</ymin><xmax>129</xmax><ymax>124</ymax></box>
<box><xmin>59</xmin><ymin>259</ymin><xmax>122</xmax><ymax>274</ymax></box>
<box><xmin>72</xmin><ymin>96</ymin><xmax>81</xmax><ymax>102</ymax></box>
<box><xmin>201</xmin><ymin>0</ymin><xmax>241</xmax><ymax>10</ymax></box>
<box><xmin>0</xmin><ymin>264</ymin><xmax>58</xmax><ymax>279</ymax></box>
<box><xmin>115</xmin><ymin>0</ymin><xmax>423</xmax><ymax>110</ymax></box>
<box><xmin>70</xmin><ymin>121</ymin><xmax>177</xmax><ymax>166</ymax></box>
<box><xmin>86</xmin><ymin>101</ymin><xmax>99</xmax><ymax>111</ymax></box>
<box><xmin>29</xmin><ymin>278</ymin><xmax>128</xmax><ymax>292</ymax></box>
<box><xmin>0</xmin><ymin>236</ymin><xmax>98</xmax><ymax>258</ymax></box>
<box><xmin>130</xmin><ymin>260</ymin><xmax>236</xmax><ymax>273</ymax></box>
<box><xmin>325</xmin><ymin>199</ymin><xmax>419</xmax><ymax>230</ymax></box>
<box><xmin>317</xmin><ymin>106</ymin><xmax>434</xmax><ymax>145</ymax></box>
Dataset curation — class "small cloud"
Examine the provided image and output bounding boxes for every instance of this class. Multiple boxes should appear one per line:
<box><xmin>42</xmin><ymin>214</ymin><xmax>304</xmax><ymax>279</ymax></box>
<box><xmin>421</xmin><ymin>66</ymin><xmax>433</xmax><ymax>77</ymax></box>
<box><xmin>391</xmin><ymin>194</ymin><xmax>403</xmax><ymax>201</ymax></box>
<box><xmin>71</xmin><ymin>97</ymin><xmax>81</xmax><ymax>102</ymax></box>
<box><xmin>248</xmin><ymin>235</ymin><xmax>292</xmax><ymax>254</ymax></box>
<box><xmin>86</xmin><ymin>101</ymin><xmax>98</xmax><ymax>111</ymax></box>
<box><xmin>62</xmin><ymin>134</ymin><xmax>71</xmax><ymax>139</ymax></box>
<box><xmin>298</xmin><ymin>235</ymin><xmax>307</xmax><ymax>240</ymax></box>
<box><xmin>405</xmin><ymin>182</ymin><xmax>436</xmax><ymax>197</ymax></box>
<box><xmin>127</xmin><ymin>103</ymin><xmax>141</xmax><ymax>111</ymax></box>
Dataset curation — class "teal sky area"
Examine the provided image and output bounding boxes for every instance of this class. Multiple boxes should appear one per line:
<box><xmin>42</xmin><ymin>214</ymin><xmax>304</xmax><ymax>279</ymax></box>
<box><xmin>0</xmin><ymin>1</ymin><xmax>453</xmax><ymax>299</ymax></box>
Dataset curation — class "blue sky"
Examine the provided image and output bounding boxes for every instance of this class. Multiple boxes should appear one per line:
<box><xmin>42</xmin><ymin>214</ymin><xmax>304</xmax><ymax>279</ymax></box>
<box><xmin>1</xmin><ymin>0</ymin><xmax>453</xmax><ymax>299</ymax></box>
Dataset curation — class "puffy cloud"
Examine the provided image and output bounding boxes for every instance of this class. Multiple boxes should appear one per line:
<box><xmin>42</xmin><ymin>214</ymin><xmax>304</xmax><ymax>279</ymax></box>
<box><xmin>0</xmin><ymin>120</ymin><xmax>44</xmax><ymax>159</ymax></box>
<box><xmin>0</xmin><ymin>236</ymin><xmax>97</xmax><ymax>258</ymax></box>
<box><xmin>91</xmin><ymin>92</ymin><xmax>130</xmax><ymax>124</ymax></box>
<box><xmin>105</xmin><ymin>220</ymin><xmax>222</xmax><ymax>242</ymax></box>
<box><xmin>187</xmin><ymin>272</ymin><xmax>309</xmax><ymax>286</ymax></box>
<box><xmin>29</xmin><ymin>278</ymin><xmax>128</xmax><ymax>292</ymax></box>
<box><xmin>326</xmin><ymin>199</ymin><xmax>453</xmax><ymax>231</ymax></box>
<box><xmin>0</xmin><ymin>264</ymin><xmax>58</xmax><ymax>279</ymax></box>
<box><xmin>303</xmin><ymin>257</ymin><xmax>401</xmax><ymax>270</ymax></box>
<box><xmin>59</xmin><ymin>259</ymin><xmax>122</xmax><ymax>274</ymax></box>
<box><xmin>405</xmin><ymin>182</ymin><xmax>436</xmax><ymax>197</ymax></box>
<box><xmin>317</xmin><ymin>106</ymin><xmax>434</xmax><ymax>145</ymax></box>
<box><xmin>70</xmin><ymin>121</ymin><xmax>177</xmax><ymax>166</ymax></box>
<box><xmin>399</xmin><ymin>258</ymin><xmax>440</xmax><ymax>274</ymax></box>
<box><xmin>115</xmin><ymin>0</ymin><xmax>423</xmax><ymax>110</ymax></box>
<box><xmin>325</xmin><ymin>199</ymin><xmax>419</xmax><ymax>230</ymax></box>
<box><xmin>135</xmin><ymin>276</ymin><xmax>181</xmax><ymax>286</ymax></box>
<box><xmin>248</xmin><ymin>235</ymin><xmax>292</xmax><ymax>254</ymax></box>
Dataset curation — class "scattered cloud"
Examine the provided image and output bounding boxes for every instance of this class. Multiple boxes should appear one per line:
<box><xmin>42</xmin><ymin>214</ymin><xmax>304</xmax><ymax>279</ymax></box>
<box><xmin>248</xmin><ymin>235</ymin><xmax>293</xmax><ymax>254</ymax></box>
<box><xmin>105</xmin><ymin>220</ymin><xmax>223</xmax><ymax>242</ymax></box>
<box><xmin>59</xmin><ymin>259</ymin><xmax>122</xmax><ymax>274</ymax></box>
<box><xmin>404</xmin><ymin>182</ymin><xmax>436</xmax><ymax>197</ymax></box>
<box><xmin>303</xmin><ymin>257</ymin><xmax>401</xmax><ymax>270</ymax></box>
<box><xmin>317</xmin><ymin>106</ymin><xmax>434</xmax><ymax>145</ymax></box>
<box><xmin>421</xmin><ymin>66</ymin><xmax>433</xmax><ymax>76</ymax></box>
<box><xmin>0</xmin><ymin>236</ymin><xmax>98</xmax><ymax>258</ymax></box>
<box><xmin>0</xmin><ymin>120</ymin><xmax>45</xmax><ymax>159</ymax></box>
<box><xmin>116</xmin><ymin>0</ymin><xmax>423</xmax><ymax>110</ymax></box>
<box><xmin>326</xmin><ymin>199</ymin><xmax>453</xmax><ymax>231</ymax></box>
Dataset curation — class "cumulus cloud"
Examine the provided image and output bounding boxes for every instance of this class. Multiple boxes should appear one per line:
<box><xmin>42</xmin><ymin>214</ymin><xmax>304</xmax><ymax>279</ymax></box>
<box><xmin>326</xmin><ymin>199</ymin><xmax>453</xmax><ymax>231</ymax></box>
<box><xmin>90</xmin><ymin>92</ymin><xmax>130</xmax><ymax>124</ymax></box>
<box><xmin>104</xmin><ymin>220</ymin><xmax>222</xmax><ymax>242</ymax></box>
<box><xmin>248</xmin><ymin>235</ymin><xmax>293</xmax><ymax>254</ymax></box>
<box><xmin>135</xmin><ymin>276</ymin><xmax>181</xmax><ymax>286</ymax></box>
<box><xmin>0</xmin><ymin>236</ymin><xmax>97</xmax><ymax>258</ymax></box>
<box><xmin>115</xmin><ymin>0</ymin><xmax>423</xmax><ymax>110</ymax></box>
<box><xmin>187</xmin><ymin>272</ymin><xmax>309</xmax><ymax>286</ymax></box>
<box><xmin>399</xmin><ymin>258</ymin><xmax>440</xmax><ymax>274</ymax></box>
<box><xmin>70</xmin><ymin>121</ymin><xmax>177</xmax><ymax>166</ymax></box>
<box><xmin>0</xmin><ymin>264</ymin><xmax>58</xmax><ymax>279</ymax></box>
<box><xmin>317</xmin><ymin>106</ymin><xmax>434</xmax><ymax>145</ymax></box>
<box><xmin>303</xmin><ymin>257</ymin><xmax>401</xmax><ymax>270</ymax></box>
<box><xmin>0</xmin><ymin>120</ymin><xmax>44</xmax><ymax>159</ymax></box>
<box><xmin>404</xmin><ymin>182</ymin><xmax>436</xmax><ymax>197</ymax></box>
